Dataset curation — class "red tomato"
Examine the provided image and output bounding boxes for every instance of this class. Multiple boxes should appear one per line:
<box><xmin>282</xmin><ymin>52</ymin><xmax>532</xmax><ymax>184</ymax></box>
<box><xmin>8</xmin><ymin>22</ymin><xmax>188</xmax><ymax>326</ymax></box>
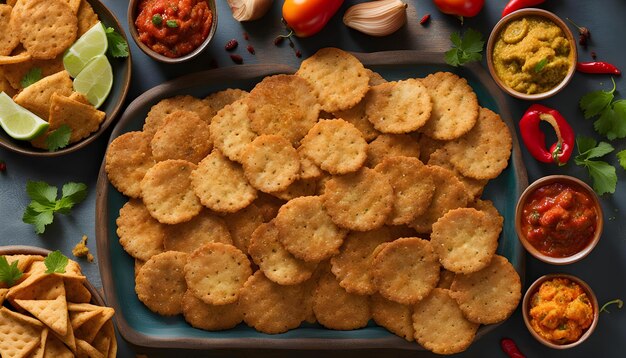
<box><xmin>433</xmin><ymin>0</ymin><xmax>485</xmax><ymax>18</ymax></box>
<box><xmin>282</xmin><ymin>0</ymin><xmax>344</xmax><ymax>37</ymax></box>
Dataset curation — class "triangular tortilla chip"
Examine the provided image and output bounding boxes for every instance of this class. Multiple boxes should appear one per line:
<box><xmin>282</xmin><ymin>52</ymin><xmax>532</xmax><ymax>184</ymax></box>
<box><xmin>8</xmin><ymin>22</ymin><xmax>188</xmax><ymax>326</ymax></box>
<box><xmin>6</xmin><ymin>254</ymin><xmax>44</xmax><ymax>273</ymax></box>
<box><xmin>43</xmin><ymin>333</ymin><xmax>73</xmax><ymax>358</ymax></box>
<box><xmin>99</xmin><ymin>320</ymin><xmax>116</xmax><ymax>358</ymax></box>
<box><xmin>7</xmin><ymin>274</ymin><xmax>66</xmax><ymax>304</ymax></box>
<box><xmin>0</xmin><ymin>307</ymin><xmax>43</xmax><ymax>358</ymax></box>
<box><xmin>69</xmin><ymin>91</ymin><xmax>91</xmax><ymax>105</ymax></box>
<box><xmin>30</xmin><ymin>327</ymin><xmax>48</xmax><ymax>358</ymax></box>
<box><xmin>75</xmin><ymin>307</ymin><xmax>114</xmax><ymax>343</ymax></box>
<box><xmin>64</xmin><ymin>277</ymin><xmax>92</xmax><ymax>303</ymax></box>
<box><xmin>13</xmin><ymin>70</ymin><xmax>73</xmax><ymax>119</ymax></box>
<box><xmin>49</xmin><ymin>314</ymin><xmax>76</xmax><ymax>352</ymax></box>
<box><xmin>92</xmin><ymin>333</ymin><xmax>110</xmax><ymax>358</ymax></box>
<box><xmin>14</xmin><ymin>296</ymin><xmax>69</xmax><ymax>336</ymax></box>
<box><xmin>77</xmin><ymin>339</ymin><xmax>105</xmax><ymax>358</ymax></box>
<box><xmin>2</xmin><ymin>55</ymin><xmax>64</xmax><ymax>90</ymax></box>
<box><xmin>70</xmin><ymin>309</ymin><xmax>102</xmax><ymax>331</ymax></box>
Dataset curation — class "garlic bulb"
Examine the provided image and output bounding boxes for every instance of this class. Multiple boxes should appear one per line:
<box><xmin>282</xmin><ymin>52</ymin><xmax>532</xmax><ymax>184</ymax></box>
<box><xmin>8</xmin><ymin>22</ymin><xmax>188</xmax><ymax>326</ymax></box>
<box><xmin>227</xmin><ymin>0</ymin><xmax>273</xmax><ymax>22</ymax></box>
<box><xmin>343</xmin><ymin>0</ymin><xmax>408</xmax><ymax>37</ymax></box>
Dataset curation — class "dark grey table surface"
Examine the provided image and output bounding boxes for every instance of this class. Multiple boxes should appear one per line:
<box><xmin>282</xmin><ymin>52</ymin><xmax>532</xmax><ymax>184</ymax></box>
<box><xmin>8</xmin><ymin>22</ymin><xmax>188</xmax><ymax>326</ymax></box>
<box><xmin>1</xmin><ymin>0</ymin><xmax>625</xmax><ymax>357</ymax></box>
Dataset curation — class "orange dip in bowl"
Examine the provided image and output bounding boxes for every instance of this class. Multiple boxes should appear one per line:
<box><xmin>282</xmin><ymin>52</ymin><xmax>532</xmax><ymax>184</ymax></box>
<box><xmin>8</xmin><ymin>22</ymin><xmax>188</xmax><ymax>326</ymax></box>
<box><xmin>135</xmin><ymin>0</ymin><xmax>213</xmax><ymax>58</ymax></box>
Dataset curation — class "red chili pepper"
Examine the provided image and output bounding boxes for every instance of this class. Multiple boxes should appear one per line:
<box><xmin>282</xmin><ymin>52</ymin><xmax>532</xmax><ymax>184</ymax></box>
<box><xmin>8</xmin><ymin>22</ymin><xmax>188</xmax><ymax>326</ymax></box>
<box><xmin>500</xmin><ymin>338</ymin><xmax>525</xmax><ymax>358</ymax></box>
<box><xmin>502</xmin><ymin>0</ymin><xmax>546</xmax><ymax>17</ymax></box>
<box><xmin>433</xmin><ymin>0</ymin><xmax>484</xmax><ymax>18</ymax></box>
<box><xmin>420</xmin><ymin>14</ymin><xmax>431</xmax><ymax>25</ymax></box>
<box><xmin>282</xmin><ymin>0</ymin><xmax>344</xmax><ymax>37</ymax></box>
<box><xmin>576</xmin><ymin>61</ymin><xmax>621</xmax><ymax>75</ymax></box>
<box><xmin>519</xmin><ymin>104</ymin><xmax>575</xmax><ymax>166</ymax></box>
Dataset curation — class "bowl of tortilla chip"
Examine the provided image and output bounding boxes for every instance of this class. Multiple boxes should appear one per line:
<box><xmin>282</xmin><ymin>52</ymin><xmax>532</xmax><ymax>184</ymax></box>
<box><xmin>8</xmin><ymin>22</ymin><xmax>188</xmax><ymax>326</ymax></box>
<box><xmin>0</xmin><ymin>0</ymin><xmax>131</xmax><ymax>157</ymax></box>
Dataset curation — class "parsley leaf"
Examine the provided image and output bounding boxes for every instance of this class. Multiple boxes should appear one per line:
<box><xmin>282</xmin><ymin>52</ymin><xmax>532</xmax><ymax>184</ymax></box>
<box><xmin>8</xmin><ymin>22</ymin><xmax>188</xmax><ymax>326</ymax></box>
<box><xmin>444</xmin><ymin>29</ymin><xmax>484</xmax><ymax>67</ymax></box>
<box><xmin>574</xmin><ymin>136</ymin><xmax>617</xmax><ymax>195</ymax></box>
<box><xmin>617</xmin><ymin>150</ymin><xmax>626</xmax><ymax>170</ymax></box>
<box><xmin>103</xmin><ymin>26</ymin><xmax>129</xmax><ymax>58</ymax></box>
<box><xmin>534</xmin><ymin>58</ymin><xmax>548</xmax><ymax>73</ymax></box>
<box><xmin>22</xmin><ymin>180</ymin><xmax>88</xmax><ymax>234</ymax></box>
<box><xmin>46</xmin><ymin>125</ymin><xmax>72</xmax><ymax>152</ymax></box>
<box><xmin>20</xmin><ymin>67</ymin><xmax>42</xmax><ymax>88</ymax></box>
<box><xmin>580</xmin><ymin>78</ymin><xmax>616</xmax><ymax>119</ymax></box>
<box><xmin>44</xmin><ymin>251</ymin><xmax>69</xmax><ymax>274</ymax></box>
<box><xmin>0</xmin><ymin>256</ymin><xmax>23</xmax><ymax>287</ymax></box>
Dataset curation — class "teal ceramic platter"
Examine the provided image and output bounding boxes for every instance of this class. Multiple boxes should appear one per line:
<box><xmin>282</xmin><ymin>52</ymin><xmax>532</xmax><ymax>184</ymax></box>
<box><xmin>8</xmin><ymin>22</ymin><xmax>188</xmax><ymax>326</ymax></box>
<box><xmin>96</xmin><ymin>51</ymin><xmax>527</xmax><ymax>350</ymax></box>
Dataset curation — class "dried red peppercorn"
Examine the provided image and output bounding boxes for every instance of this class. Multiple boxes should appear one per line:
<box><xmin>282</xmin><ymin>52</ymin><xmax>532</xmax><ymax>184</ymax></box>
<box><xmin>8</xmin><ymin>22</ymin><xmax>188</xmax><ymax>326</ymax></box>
<box><xmin>225</xmin><ymin>39</ymin><xmax>239</xmax><ymax>51</ymax></box>
<box><xmin>0</xmin><ymin>161</ymin><xmax>5</xmax><ymax>172</ymax></box>
<box><xmin>295</xmin><ymin>50</ymin><xmax>302</xmax><ymax>58</ymax></box>
<box><xmin>230</xmin><ymin>54</ymin><xmax>243</xmax><ymax>64</ymax></box>
<box><xmin>273</xmin><ymin>36</ymin><xmax>284</xmax><ymax>46</ymax></box>
<box><xmin>419</xmin><ymin>14</ymin><xmax>431</xmax><ymax>25</ymax></box>
<box><xmin>566</xmin><ymin>18</ymin><xmax>590</xmax><ymax>48</ymax></box>
<box><xmin>247</xmin><ymin>45</ymin><xmax>255</xmax><ymax>55</ymax></box>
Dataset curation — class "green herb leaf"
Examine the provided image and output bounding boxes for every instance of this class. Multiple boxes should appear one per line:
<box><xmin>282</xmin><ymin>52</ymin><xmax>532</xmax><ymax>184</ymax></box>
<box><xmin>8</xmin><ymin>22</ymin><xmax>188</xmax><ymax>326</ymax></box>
<box><xmin>600</xmin><ymin>299</ymin><xmax>624</xmax><ymax>313</ymax></box>
<box><xmin>574</xmin><ymin>136</ymin><xmax>617</xmax><ymax>195</ymax></box>
<box><xmin>44</xmin><ymin>250</ymin><xmax>69</xmax><ymax>274</ymax></box>
<box><xmin>580</xmin><ymin>78</ymin><xmax>616</xmax><ymax>119</ymax></box>
<box><xmin>104</xmin><ymin>26</ymin><xmax>129</xmax><ymax>58</ymax></box>
<box><xmin>166</xmin><ymin>20</ymin><xmax>178</xmax><ymax>28</ymax></box>
<box><xmin>584</xmin><ymin>141</ymin><xmax>615</xmax><ymax>159</ymax></box>
<box><xmin>22</xmin><ymin>180</ymin><xmax>88</xmax><ymax>234</ymax></box>
<box><xmin>0</xmin><ymin>256</ymin><xmax>23</xmax><ymax>287</ymax></box>
<box><xmin>45</xmin><ymin>125</ymin><xmax>71</xmax><ymax>152</ymax></box>
<box><xmin>152</xmin><ymin>14</ymin><xmax>162</xmax><ymax>26</ymax></box>
<box><xmin>534</xmin><ymin>58</ymin><xmax>548</xmax><ymax>73</ymax></box>
<box><xmin>20</xmin><ymin>67</ymin><xmax>42</xmax><ymax>88</ymax></box>
<box><xmin>444</xmin><ymin>29</ymin><xmax>484</xmax><ymax>67</ymax></box>
<box><xmin>56</xmin><ymin>182</ymin><xmax>88</xmax><ymax>214</ymax></box>
<box><xmin>26</xmin><ymin>181</ymin><xmax>57</xmax><ymax>205</ymax></box>
<box><xmin>617</xmin><ymin>150</ymin><xmax>626</xmax><ymax>170</ymax></box>
<box><xmin>22</xmin><ymin>206</ymin><xmax>54</xmax><ymax>234</ymax></box>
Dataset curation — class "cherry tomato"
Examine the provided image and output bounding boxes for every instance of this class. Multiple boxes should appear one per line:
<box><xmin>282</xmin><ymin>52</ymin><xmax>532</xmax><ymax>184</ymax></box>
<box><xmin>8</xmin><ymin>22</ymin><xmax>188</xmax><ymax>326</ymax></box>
<box><xmin>282</xmin><ymin>0</ymin><xmax>344</xmax><ymax>37</ymax></box>
<box><xmin>433</xmin><ymin>0</ymin><xmax>485</xmax><ymax>18</ymax></box>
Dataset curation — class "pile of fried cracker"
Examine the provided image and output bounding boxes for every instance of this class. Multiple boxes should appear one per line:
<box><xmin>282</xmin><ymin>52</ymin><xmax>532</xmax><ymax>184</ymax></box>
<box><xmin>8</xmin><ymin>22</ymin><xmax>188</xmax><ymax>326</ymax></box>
<box><xmin>106</xmin><ymin>47</ymin><xmax>521</xmax><ymax>354</ymax></box>
<box><xmin>0</xmin><ymin>0</ymin><xmax>105</xmax><ymax>148</ymax></box>
<box><xmin>0</xmin><ymin>255</ymin><xmax>116</xmax><ymax>357</ymax></box>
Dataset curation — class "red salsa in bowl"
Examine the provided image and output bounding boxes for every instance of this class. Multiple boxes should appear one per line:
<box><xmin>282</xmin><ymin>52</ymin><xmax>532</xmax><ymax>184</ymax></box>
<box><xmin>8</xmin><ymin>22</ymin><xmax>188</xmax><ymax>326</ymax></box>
<box><xmin>515</xmin><ymin>176</ymin><xmax>602</xmax><ymax>264</ymax></box>
<box><xmin>135</xmin><ymin>0</ymin><xmax>213</xmax><ymax>58</ymax></box>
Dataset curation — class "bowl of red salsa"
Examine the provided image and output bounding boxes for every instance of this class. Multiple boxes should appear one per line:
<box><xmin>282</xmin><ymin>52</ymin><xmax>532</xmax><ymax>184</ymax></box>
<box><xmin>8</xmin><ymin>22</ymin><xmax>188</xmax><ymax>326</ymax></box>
<box><xmin>515</xmin><ymin>175</ymin><xmax>603</xmax><ymax>265</ymax></box>
<box><xmin>128</xmin><ymin>0</ymin><xmax>217</xmax><ymax>63</ymax></box>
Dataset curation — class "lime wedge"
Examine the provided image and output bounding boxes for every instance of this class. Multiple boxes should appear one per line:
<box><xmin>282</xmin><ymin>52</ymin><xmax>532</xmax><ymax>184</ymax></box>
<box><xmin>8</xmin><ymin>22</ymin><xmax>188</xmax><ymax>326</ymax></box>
<box><xmin>73</xmin><ymin>54</ymin><xmax>113</xmax><ymax>108</ymax></box>
<box><xmin>63</xmin><ymin>22</ymin><xmax>108</xmax><ymax>78</ymax></box>
<box><xmin>0</xmin><ymin>92</ymin><xmax>49</xmax><ymax>140</ymax></box>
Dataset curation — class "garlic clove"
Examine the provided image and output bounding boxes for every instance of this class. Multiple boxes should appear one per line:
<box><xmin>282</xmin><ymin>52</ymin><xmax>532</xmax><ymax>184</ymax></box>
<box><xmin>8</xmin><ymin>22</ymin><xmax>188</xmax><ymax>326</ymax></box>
<box><xmin>343</xmin><ymin>0</ymin><xmax>408</xmax><ymax>37</ymax></box>
<box><xmin>227</xmin><ymin>0</ymin><xmax>274</xmax><ymax>22</ymax></box>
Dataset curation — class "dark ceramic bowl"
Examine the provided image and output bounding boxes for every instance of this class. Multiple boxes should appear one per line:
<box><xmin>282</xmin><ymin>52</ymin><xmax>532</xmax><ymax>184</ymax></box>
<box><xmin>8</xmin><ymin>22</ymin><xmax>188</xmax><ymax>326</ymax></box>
<box><xmin>486</xmin><ymin>8</ymin><xmax>577</xmax><ymax>100</ymax></box>
<box><xmin>128</xmin><ymin>0</ymin><xmax>218</xmax><ymax>63</ymax></box>
<box><xmin>522</xmin><ymin>274</ymin><xmax>599</xmax><ymax>349</ymax></box>
<box><xmin>515</xmin><ymin>175</ymin><xmax>603</xmax><ymax>265</ymax></box>
<box><xmin>0</xmin><ymin>0</ymin><xmax>132</xmax><ymax>157</ymax></box>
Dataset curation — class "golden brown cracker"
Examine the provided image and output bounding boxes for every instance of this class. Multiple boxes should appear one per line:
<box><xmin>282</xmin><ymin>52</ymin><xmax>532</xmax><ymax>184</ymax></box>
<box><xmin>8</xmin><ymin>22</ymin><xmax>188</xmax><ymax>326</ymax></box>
<box><xmin>322</xmin><ymin>168</ymin><xmax>393</xmax><ymax>231</ymax></box>
<box><xmin>0</xmin><ymin>5</ymin><xmax>19</xmax><ymax>56</ymax></box>
<box><xmin>2</xmin><ymin>55</ymin><xmax>64</xmax><ymax>90</ymax></box>
<box><xmin>437</xmin><ymin>269</ymin><xmax>456</xmax><ymax>289</ymax></box>
<box><xmin>471</xmin><ymin>198</ymin><xmax>504</xmax><ymax>227</ymax></box>
<box><xmin>116</xmin><ymin>199</ymin><xmax>165</xmax><ymax>261</ymax></box>
<box><xmin>428</xmin><ymin>148</ymin><xmax>488</xmax><ymax>199</ymax></box>
<box><xmin>141</xmin><ymin>159</ymin><xmax>202</xmax><ymax>224</ymax></box>
<box><xmin>297</xmin><ymin>146</ymin><xmax>323</xmax><ymax>180</ymax></box>
<box><xmin>14</xmin><ymin>295</ymin><xmax>67</xmax><ymax>336</ymax></box>
<box><xmin>13</xmin><ymin>70</ymin><xmax>73</xmax><ymax>119</ymax></box>
<box><xmin>366</xmin><ymin>134</ymin><xmax>421</xmax><ymax>168</ymax></box>
<box><xmin>450</xmin><ymin>255</ymin><xmax>521</xmax><ymax>324</ymax></box>
<box><xmin>0</xmin><ymin>307</ymin><xmax>43</xmax><ymax>358</ymax></box>
<box><xmin>365</xmin><ymin>68</ymin><xmax>387</xmax><ymax>86</ymax></box>
<box><xmin>150</xmin><ymin>110</ymin><xmax>213</xmax><ymax>164</ymax></box>
<box><xmin>76</xmin><ymin>0</ymin><xmax>98</xmax><ymax>36</ymax></box>
<box><xmin>191</xmin><ymin>151</ymin><xmax>257</xmax><ymax>213</ymax></box>
<box><xmin>163</xmin><ymin>210</ymin><xmax>232</xmax><ymax>253</ymax></box>
<box><xmin>143</xmin><ymin>95</ymin><xmax>212</xmax><ymax>138</ymax></box>
<box><xmin>416</xmin><ymin>132</ymin><xmax>445</xmax><ymax>163</ymax></box>
<box><xmin>269</xmin><ymin>178</ymin><xmax>317</xmax><ymax>201</ymax></box>
<box><xmin>241</xmin><ymin>135</ymin><xmax>300</xmax><ymax>193</ymax></box>
<box><xmin>372</xmin><ymin>237</ymin><xmax>440</xmax><ymax>305</ymax></box>
<box><xmin>204</xmin><ymin>88</ymin><xmax>249</xmax><ymax>120</ymax></box>
<box><xmin>275</xmin><ymin>196</ymin><xmax>347</xmax><ymax>263</ymax></box>
<box><xmin>420</xmin><ymin>72</ymin><xmax>479</xmax><ymax>140</ymax></box>
<box><xmin>209</xmin><ymin>99</ymin><xmax>257</xmax><ymax>163</ymax></box>
<box><xmin>371</xmin><ymin>293</ymin><xmax>414</xmax><ymax>342</ymax></box>
<box><xmin>222</xmin><ymin>203</ymin><xmax>265</xmax><ymax>254</ymax></box>
<box><xmin>332</xmin><ymin>100</ymin><xmax>380</xmax><ymax>142</ymax></box>
<box><xmin>182</xmin><ymin>290</ymin><xmax>242</xmax><ymax>331</ymax></box>
<box><xmin>253</xmin><ymin>193</ymin><xmax>284</xmax><ymax>222</ymax></box>
<box><xmin>313</xmin><ymin>270</ymin><xmax>370</xmax><ymax>330</ymax></box>
<box><xmin>296</xmin><ymin>47</ymin><xmax>369</xmax><ymax>112</ymax></box>
<box><xmin>135</xmin><ymin>251</ymin><xmax>188</xmax><ymax>316</ymax></box>
<box><xmin>105</xmin><ymin>131</ymin><xmax>155</xmax><ymax>198</ymax></box>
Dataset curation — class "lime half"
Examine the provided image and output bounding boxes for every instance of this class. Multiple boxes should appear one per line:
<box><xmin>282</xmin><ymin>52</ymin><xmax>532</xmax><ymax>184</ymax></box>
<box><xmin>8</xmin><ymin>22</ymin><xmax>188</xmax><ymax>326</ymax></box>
<box><xmin>0</xmin><ymin>92</ymin><xmax>49</xmax><ymax>140</ymax></box>
<box><xmin>63</xmin><ymin>22</ymin><xmax>108</xmax><ymax>78</ymax></box>
<box><xmin>73</xmin><ymin>54</ymin><xmax>113</xmax><ymax>108</ymax></box>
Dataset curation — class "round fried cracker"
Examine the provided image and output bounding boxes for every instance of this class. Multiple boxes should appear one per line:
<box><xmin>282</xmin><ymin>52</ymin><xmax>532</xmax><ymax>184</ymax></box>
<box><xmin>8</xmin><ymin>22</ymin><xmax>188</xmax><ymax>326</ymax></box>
<box><xmin>330</xmin><ymin>227</ymin><xmax>392</xmax><ymax>295</ymax></box>
<box><xmin>412</xmin><ymin>288</ymin><xmax>479</xmax><ymax>355</ymax></box>
<box><xmin>184</xmin><ymin>243</ymin><xmax>252</xmax><ymax>305</ymax></box>
<box><xmin>140</xmin><ymin>159</ymin><xmax>202</xmax><ymax>224</ymax></box>
<box><xmin>450</xmin><ymin>255</ymin><xmax>521</xmax><ymax>324</ymax></box>
<box><xmin>296</xmin><ymin>47</ymin><xmax>369</xmax><ymax>113</ymax></box>
<box><xmin>0</xmin><ymin>5</ymin><xmax>19</xmax><ymax>56</ymax></box>
<box><xmin>313</xmin><ymin>270</ymin><xmax>370</xmax><ymax>330</ymax></box>
<box><xmin>105</xmin><ymin>131</ymin><xmax>155</xmax><ymax>198</ymax></box>
<box><xmin>143</xmin><ymin>95</ymin><xmax>212</xmax><ymax>137</ymax></box>
<box><xmin>249</xmin><ymin>222</ymin><xmax>317</xmax><ymax>285</ymax></box>
<box><xmin>247</xmin><ymin>74</ymin><xmax>319</xmax><ymax>146</ymax></box>
<box><xmin>322</xmin><ymin>168</ymin><xmax>393</xmax><ymax>231</ymax></box>
<box><xmin>431</xmin><ymin>208</ymin><xmax>501</xmax><ymax>274</ymax></box>
<box><xmin>332</xmin><ymin>100</ymin><xmax>380</xmax><ymax>142</ymax></box>
<box><xmin>374</xmin><ymin>156</ymin><xmax>436</xmax><ymax>225</ymax></box>
<box><xmin>163</xmin><ymin>210</ymin><xmax>232</xmax><ymax>253</ymax></box>
<box><xmin>238</xmin><ymin>271</ymin><xmax>308</xmax><ymax>334</ymax></box>
<box><xmin>297</xmin><ymin>146</ymin><xmax>323</xmax><ymax>180</ymax></box>
<box><xmin>428</xmin><ymin>148</ymin><xmax>488</xmax><ymax>199</ymax></box>
<box><xmin>254</xmin><ymin>193</ymin><xmax>285</xmax><ymax>222</ymax></box>
<box><xmin>275</xmin><ymin>196</ymin><xmax>347</xmax><ymax>263</ymax></box>
<box><xmin>209</xmin><ymin>100</ymin><xmax>257</xmax><ymax>163</ymax></box>
<box><xmin>204</xmin><ymin>88</ymin><xmax>249</xmax><ymax>120</ymax></box>
<box><xmin>222</xmin><ymin>203</ymin><xmax>265</xmax><ymax>254</ymax></box>
<box><xmin>299</xmin><ymin>119</ymin><xmax>368</xmax><ymax>175</ymax></box>
<box><xmin>420</xmin><ymin>72</ymin><xmax>479</xmax><ymax>140</ymax></box>
<box><xmin>372</xmin><ymin>237</ymin><xmax>440</xmax><ymax>305</ymax></box>
<box><xmin>366</xmin><ymin>134</ymin><xmax>421</xmax><ymax>168</ymax></box>
<box><xmin>241</xmin><ymin>135</ymin><xmax>300</xmax><ymax>193</ymax></box>
<box><xmin>116</xmin><ymin>199</ymin><xmax>165</xmax><ymax>261</ymax></box>
<box><xmin>150</xmin><ymin>110</ymin><xmax>213</xmax><ymax>164</ymax></box>
<box><xmin>135</xmin><ymin>251</ymin><xmax>188</xmax><ymax>316</ymax></box>
<box><xmin>365</xmin><ymin>68</ymin><xmax>387</xmax><ymax>86</ymax></box>
<box><xmin>471</xmin><ymin>199</ymin><xmax>504</xmax><ymax>227</ymax></box>
<box><xmin>191</xmin><ymin>151</ymin><xmax>257</xmax><ymax>214</ymax></box>
<box><xmin>371</xmin><ymin>293</ymin><xmax>414</xmax><ymax>342</ymax></box>
<box><xmin>416</xmin><ymin>133</ymin><xmax>445</xmax><ymax>163</ymax></box>
<box><xmin>437</xmin><ymin>269</ymin><xmax>456</xmax><ymax>289</ymax></box>
<box><xmin>446</xmin><ymin>107</ymin><xmax>513</xmax><ymax>180</ymax></box>
<box><xmin>269</xmin><ymin>178</ymin><xmax>317</xmax><ymax>201</ymax></box>
<box><xmin>365</xmin><ymin>79</ymin><xmax>432</xmax><ymax>133</ymax></box>
<box><xmin>182</xmin><ymin>290</ymin><xmax>242</xmax><ymax>331</ymax></box>
<box><xmin>14</xmin><ymin>0</ymin><xmax>77</xmax><ymax>60</ymax></box>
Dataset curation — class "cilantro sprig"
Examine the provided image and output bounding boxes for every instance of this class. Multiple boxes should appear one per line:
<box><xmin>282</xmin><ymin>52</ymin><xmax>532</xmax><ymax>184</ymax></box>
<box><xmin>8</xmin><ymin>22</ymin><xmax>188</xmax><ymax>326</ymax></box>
<box><xmin>445</xmin><ymin>29</ymin><xmax>484</xmax><ymax>67</ymax></box>
<box><xmin>0</xmin><ymin>256</ymin><xmax>23</xmax><ymax>287</ymax></box>
<box><xmin>44</xmin><ymin>251</ymin><xmax>69</xmax><ymax>274</ymax></box>
<box><xmin>574</xmin><ymin>136</ymin><xmax>617</xmax><ymax>195</ymax></box>
<box><xmin>22</xmin><ymin>181</ymin><xmax>88</xmax><ymax>234</ymax></box>
<box><xmin>20</xmin><ymin>67</ymin><xmax>42</xmax><ymax>88</ymax></box>
<box><xmin>46</xmin><ymin>125</ymin><xmax>72</xmax><ymax>152</ymax></box>
<box><xmin>580</xmin><ymin>78</ymin><xmax>626</xmax><ymax>140</ymax></box>
<box><xmin>103</xmin><ymin>26</ymin><xmax>129</xmax><ymax>58</ymax></box>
